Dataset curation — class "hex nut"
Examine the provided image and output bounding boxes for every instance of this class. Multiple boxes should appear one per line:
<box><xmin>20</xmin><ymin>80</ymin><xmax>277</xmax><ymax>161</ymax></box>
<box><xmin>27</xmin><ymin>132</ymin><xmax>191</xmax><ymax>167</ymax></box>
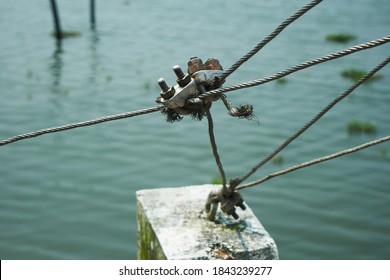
<box><xmin>205</xmin><ymin>58</ymin><xmax>223</xmax><ymax>71</ymax></box>
<box><xmin>187</xmin><ymin>57</ymin><xmax>206</xmax><ymax>75</ymax></box>
<box><xmin>161</xmin><ymin>88</ymin><xmax>175</xmax><ymax>100</ymax></box>
<box><xmin>158</xmin><ymin>78</ymin><xmax>175</xmax><ymax>99</ymax></box>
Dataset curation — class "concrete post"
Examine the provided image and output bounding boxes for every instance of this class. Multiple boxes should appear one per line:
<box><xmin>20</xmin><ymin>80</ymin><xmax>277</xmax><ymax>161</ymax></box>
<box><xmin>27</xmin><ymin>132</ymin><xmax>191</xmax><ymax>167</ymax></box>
<box><xmin>136</xmin><ymin>184</ymin><xmax>278</xmax><ymax>260</ymax></box>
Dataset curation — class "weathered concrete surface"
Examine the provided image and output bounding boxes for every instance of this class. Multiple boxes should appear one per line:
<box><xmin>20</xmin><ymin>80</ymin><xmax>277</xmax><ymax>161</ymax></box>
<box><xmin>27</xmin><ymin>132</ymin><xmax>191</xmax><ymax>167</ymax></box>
<box><xmin>136</xmin><ymin>184</ymin><xmax>278</xmax><ymax>260</ymax></box>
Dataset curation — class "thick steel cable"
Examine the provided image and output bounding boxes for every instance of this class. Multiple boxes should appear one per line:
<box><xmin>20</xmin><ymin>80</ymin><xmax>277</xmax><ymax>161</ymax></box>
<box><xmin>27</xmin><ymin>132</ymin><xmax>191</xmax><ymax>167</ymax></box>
<box><xmin>206</xmin><ymin>109</ymin><xmax>227</xmax><ymax>193</ymax></box>
<box><xmin>231</xmin><ymin>54</ymin><xmax>390</xmax><ymax>190</ymax></box>
<box><xmin>220</xmin><ymin>0</ymin><xmax>323</xmax><ymax>82</ymax></box>
<box><xmin>2</xmin><ymin>38</ymin><xmax>388</xmax><ymax>148</ymax></box>
<box><xmin>0</xmin><ymin>105</ymin><xmax>163</xmax><ymax>146</ymax></box>
<box><xmin>236</xmin><ymin>135</ymin><xmax>390</xmax><ymax>190</ymax></box>
<box><xmin>199</xmin><ymin>36</ymin><xmax>390</xmax><ymax>100</ymax></box>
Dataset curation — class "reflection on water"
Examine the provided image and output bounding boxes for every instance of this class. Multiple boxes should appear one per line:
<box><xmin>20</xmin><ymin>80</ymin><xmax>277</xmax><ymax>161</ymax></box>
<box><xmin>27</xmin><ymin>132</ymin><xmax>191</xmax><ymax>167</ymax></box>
<box><xmin>88</xmin><ymin>29</ymin><xmax>100</xmax><ymax>84</ymax></box>
<box><xmin>48</xmin><ymin>27</ymin><xmax>100</xmax><ymax>93</ymax></box>
<box><xmin>90</xmin><ymin>0</ymin><xmax>96</xmax><ymax>30</ymax></box>
<box><xmin>49</xmin><ymin>42</ymin><xmax>63</xmax><ymax>89</ymax></box>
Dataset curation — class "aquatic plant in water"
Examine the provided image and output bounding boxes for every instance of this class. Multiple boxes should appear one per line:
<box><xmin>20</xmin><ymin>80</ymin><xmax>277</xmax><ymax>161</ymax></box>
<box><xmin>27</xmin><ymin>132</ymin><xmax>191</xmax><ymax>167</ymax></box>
<box><xmin>341</xmin><ymin>68</ymin><xmax>383</xmax><ymax>82</ymax></box>
<box><xmin>276</xmin><ymin>78</ymin><xmax>288</xmax><ymax>84</ymax></box>
<box><xmin>50</xmin><ymin>30</ymin><xmax>81</xmax><ymax>38</ymax></box>
<box><xmin>347</xmin><ymin>119</ymin><xmax>377</xmax><ymax>135</ymax></box>
<box><xmin>325</xmin><ymin>33</ymin><xmax>357</xmax><ymax>43</ymax></box>
<box><xmin>271</xmin><ymin>155</ymin><xmax>284</xmax><ymax>164</ymax></box>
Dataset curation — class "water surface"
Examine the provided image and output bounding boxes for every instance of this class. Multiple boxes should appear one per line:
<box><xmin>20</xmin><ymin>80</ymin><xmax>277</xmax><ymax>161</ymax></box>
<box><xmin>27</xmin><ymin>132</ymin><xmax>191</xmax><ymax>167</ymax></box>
<box><xmin>1</xmin><ymin>0</ymin><xmax>389</xmax><ymax>259</ymax></box>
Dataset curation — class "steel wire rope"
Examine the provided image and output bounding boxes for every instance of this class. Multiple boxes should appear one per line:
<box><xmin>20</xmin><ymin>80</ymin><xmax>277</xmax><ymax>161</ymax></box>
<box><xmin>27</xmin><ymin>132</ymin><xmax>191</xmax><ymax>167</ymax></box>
<box><xmin>236</xmin><ymin>135</ymin><xmax>390</xmax><ymax>190</ymax></box>
<box><xmin>231</xmin><ymin>54</ymin><xmax>390</xmax><ymax>190</ymax></box>
<box><xmin>0</xmin><ymin>105</ymin><xmax>163</xmax><ymax>146</ymax></box>
<box><xmin>199</xmin><ymin>36</ymin><xmax>390</xmax><ymax>100</ymax></box>
<box><xmin>205</xmin><ymin>109</ymin><xmax>227</xmax><ymax>192</ymax></box>
<box><xmin>220</xmin><ymin>0</ymin><xmax>323</xmax><ymax>82</ymax></box>
<box><xmin>1</xmin><ymin>42</ymin><xmax>388</xmax><ymax>149</ymax></box>
<box><xmin>2</xmin><ymin>37</ymin><xmax>388</xmax><ymax>148</ymax></box>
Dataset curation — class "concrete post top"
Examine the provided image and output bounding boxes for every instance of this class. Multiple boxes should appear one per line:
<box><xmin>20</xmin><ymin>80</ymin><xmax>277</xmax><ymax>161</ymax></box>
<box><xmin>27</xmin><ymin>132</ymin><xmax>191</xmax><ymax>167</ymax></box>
<box><xmin>136</xmin><ymin>184</ymin><xmax>279</xmax><ymax>260</ymax></box>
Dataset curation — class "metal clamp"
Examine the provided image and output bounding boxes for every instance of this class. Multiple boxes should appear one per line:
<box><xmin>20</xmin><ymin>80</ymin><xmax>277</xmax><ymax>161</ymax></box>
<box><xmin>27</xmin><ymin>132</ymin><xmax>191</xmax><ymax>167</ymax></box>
<box><xmin>220</xmin><ymin>191</ymin><xmax>246</xmax><ymax>220</ymax></box>
<box><xmin>155</xmin><ymin>57</ymin><xmax>225</xmax><ymax>113</ymax></box>
<box><xmin>156</xmin><ymin>66</ymin><xmax>198</xmax><ymax>109</ymax></box>
<box><xmin>205</xmin><ymin>186</ymin><xmax>246</xmax><ymax>221</ymax></box>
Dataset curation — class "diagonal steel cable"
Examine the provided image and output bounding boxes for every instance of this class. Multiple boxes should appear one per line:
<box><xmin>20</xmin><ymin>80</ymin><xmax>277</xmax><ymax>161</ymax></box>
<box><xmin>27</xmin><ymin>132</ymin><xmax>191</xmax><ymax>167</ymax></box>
<box><xmin>0</xmin><ymin>105</ymin><xmax>163</xmax><ymax>146</ymax></box>
<box><xmin>230</xmin><ymin>54</ymin><xmax>390</xmax><ymax>190</ymax></box>
<box><xmin>220</xmin><ymin>0</ymin><xmax>323</xmax><ymax>82</ymax></box>
<box><xmin>236</xmin><ymin>135</ymin><xmax>390</xmax><ymax>190</ymax></box>
<box><xmin>199</xmin><ymin>36</ymin><xmax>390</xmax><ymax>100</ymax></box>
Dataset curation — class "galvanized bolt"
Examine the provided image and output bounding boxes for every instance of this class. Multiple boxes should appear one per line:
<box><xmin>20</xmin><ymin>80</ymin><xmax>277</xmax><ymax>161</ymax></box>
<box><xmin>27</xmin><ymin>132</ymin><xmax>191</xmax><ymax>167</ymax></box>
<box><xmin>158</xmin><ymin>78</ymin><xmax>170</xmax><ymax>92</ymax></box>
<box><xmin>173</xmin><ymin>65</ymin><xmax>191</xmax><ymax>87</ymax></box>
<box><xmin>229</xmin><ymin>209</ymin><xmax>239</xmax><ymax>220</ymax></box>
<box><xmin>158</xmin><ymin>78</ymin><xmax>175</xmax><ymax>99</ymax></box>
<box><xmin>236</xmin><ymin>199</ymin><xmax>246</xmax><ymax>211</ymax></box>
<box><xmin>173</xmin><ymin>65</ymin><xmax>185</xmax><ymax>79</ymax></box>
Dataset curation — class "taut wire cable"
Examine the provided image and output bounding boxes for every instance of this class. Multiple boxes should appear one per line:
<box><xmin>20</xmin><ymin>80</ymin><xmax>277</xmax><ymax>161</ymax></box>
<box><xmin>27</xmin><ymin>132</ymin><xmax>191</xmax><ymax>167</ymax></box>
<box><xmin>236</xmin><ymin>135</ymin><xmax>390</xmax><ymax>190</ymax></box>
<box><xmin>1</xmin><ymin>37</ymin><xmax>388</xmax><ymax>148</ymax></box>
<box><xmin>230</xmin><ymin>55</ymin><xmax>390</xmax><ymax>190</ymax></box>
<box><xmin>0</xmin><ymin>105</ymin><xmax>163</xmax><ymax>146</ymax></box>
<box><xmin>220</xmin><ymin>0</ymin><xmax>323</xmax><ymax>82</ymax></box>
<box><xmin>199</xmin><ymin>36</ymin><xmax>390</xmax><ymax>100</ymax></box>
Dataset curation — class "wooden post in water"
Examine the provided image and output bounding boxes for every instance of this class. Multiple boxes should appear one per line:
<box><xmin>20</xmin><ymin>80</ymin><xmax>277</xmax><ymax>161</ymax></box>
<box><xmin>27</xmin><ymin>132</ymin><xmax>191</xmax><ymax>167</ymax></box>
<box><xmin>49</xmin><ymin>0</ymin><xmax>62</xmax><ymax>41</ymax></box>
<box><xmin>136</xmin><ymin>184</ymin><xmax>279</xmax><ymax>260</ymax></box>
<box><xmin>90</xmin><ymin>0</ymin><xmax>96</xmax><ymax>29</ymax></box>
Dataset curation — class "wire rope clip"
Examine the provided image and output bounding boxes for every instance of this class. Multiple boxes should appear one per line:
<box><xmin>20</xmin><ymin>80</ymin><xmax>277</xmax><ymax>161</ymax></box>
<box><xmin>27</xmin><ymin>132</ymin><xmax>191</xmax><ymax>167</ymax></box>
<box><xmin>220</xmin><ymin>191</ymin><xmax>246</xmax><ymax>220</ymax></box>
<box><xmin>189</xmin><ymin>57</ymin><xmax>224</xmax><ymax>94</ymax></box>
<box><xmin>155</xmin><ymin>57</ymin><xmax>225</xmax><ymax>112</ymax></box>
<box><xmin>156</xmin><ymin>65</ymin><xmax>198</xmax><ymax>109</ymax></box>
<box><xmin>205</xmin><ymin>187</ymin><xmax>246</xmax><ymax>221</ymax></box>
